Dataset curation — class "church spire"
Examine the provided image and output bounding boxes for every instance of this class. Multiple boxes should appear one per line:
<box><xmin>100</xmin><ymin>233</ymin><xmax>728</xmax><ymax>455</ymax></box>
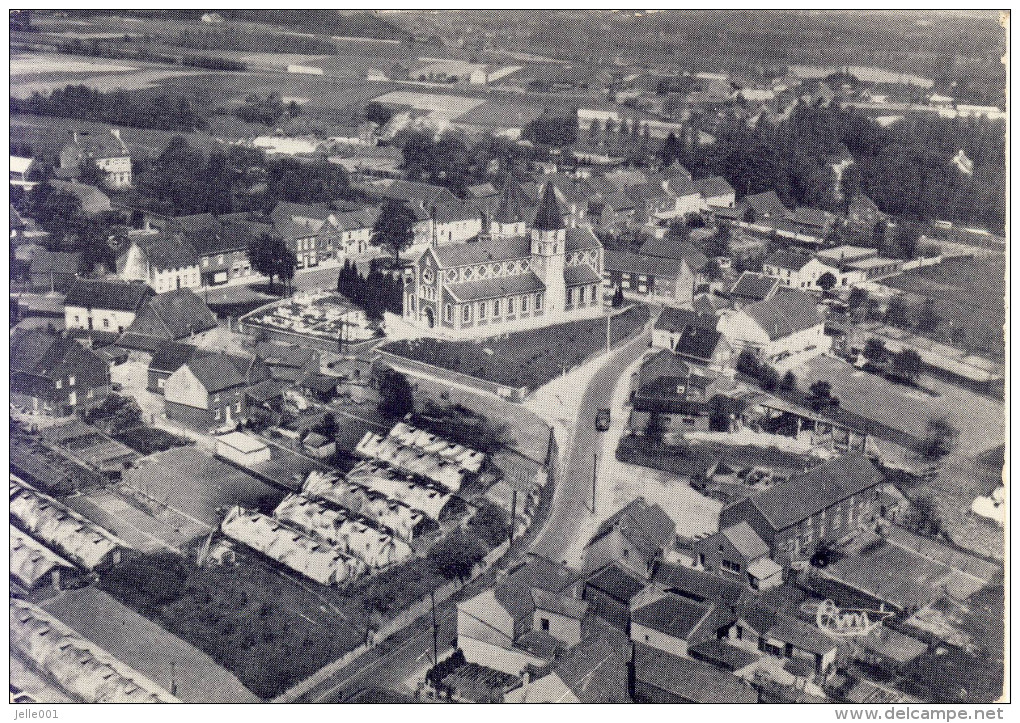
<box><xmin>532</xmin><ymin>182</ymin><xmax>566</xmax><ymax>231</ymax></box>
<box><xmin>493</xmin><ymin>174</ymin><xmax>526</xmax><ymax>224</ymax></box>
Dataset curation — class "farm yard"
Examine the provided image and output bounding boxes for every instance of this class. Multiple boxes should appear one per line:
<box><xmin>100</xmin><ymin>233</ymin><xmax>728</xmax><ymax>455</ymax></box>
<box><xmin>381</xmin><ymin>304</ymin><xmax>650</xmax><ymax>392</ymax></box>
<box><xmin>881</xmin><ymin>255</ymin><xmax>1006</xmax><ymax>362</ymax></box>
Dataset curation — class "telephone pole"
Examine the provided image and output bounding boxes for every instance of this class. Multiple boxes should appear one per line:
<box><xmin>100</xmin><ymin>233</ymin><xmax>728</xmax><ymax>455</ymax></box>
<box><xmin>430</xmin><ymin>589</ymin><xmax>438</xmax><ymax>666</ymax></box>
<box><xmin>592</xmin><ymin>452</ymin><xmax>598</xmax><ymax>514</ymax></box>
<box><xmin>509</xmin><ymin>489</ymin><xmax>517</xmax><ymax>549</ymax></box>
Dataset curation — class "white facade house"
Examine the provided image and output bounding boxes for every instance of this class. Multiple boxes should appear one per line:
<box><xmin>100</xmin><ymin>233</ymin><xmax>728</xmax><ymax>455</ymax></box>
<box><xmin>119</xmin><ymin>235</ymin><xmax>201</xmax><ymax>294</ymax></box>
<box><xmin>716</xmin><ymin>288</ymin><xmax>830</xmax><ymax>364</ymax></box>
<box><xmin>762</xmin><ymin>250</ymin><xmax>841</xmax><ymax>291</ymax></box>
<box><xmin>62</xmin><ymin>279</ymin><xmax>154</xmax><ymax>335</ymax></box>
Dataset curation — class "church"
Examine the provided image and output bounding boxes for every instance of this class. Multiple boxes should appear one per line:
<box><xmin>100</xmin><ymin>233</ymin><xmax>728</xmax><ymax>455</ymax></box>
<box><xmin>403</xmin><ymin>182</ymin><xmax>605</xmax><ymax>337</ymax></box>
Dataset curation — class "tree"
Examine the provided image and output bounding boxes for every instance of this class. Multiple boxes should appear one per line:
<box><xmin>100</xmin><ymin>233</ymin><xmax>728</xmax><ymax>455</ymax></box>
<box><xmin>779</xmin><ymin>370</ymin><xmax>797</xmax><ymax>391</ymax></box>
<box><xmin>645</xmin><ymin>413</ymin><xmax>667</xmax><ymax>441</ymax></box>
<box><xmin>840</xmin><ymin>162</ymin><xmax>863</xmax><ymax>213</ymax></box>
<box><xmin>862</xmin><ymin>337</ymin><xmax>887</xmax><ymax>364</ymax></box>
<box><xmin>817</xmin><ymin>271</ymin><xmax>837</xmax><ymax>292</ymax></box>
<box><xmin>885</xmin><ymin>296</ymin><xmax>910</xmax><ymax>327</ymax></box>
<box><xmin>429</xmin><ymin>530</ymin><xmax>486</xmax><ymax>581</ymax></box>
<box><xmin>915</xmin><ymin>298</ymin><xmax>941</xmax><ymax>335</ymax></box>
<box><xmin>808</xmin><ymin>380</ymin><xmax>833</xmax><ymax>410</ymax></box>
<box><xmin>891</xmin><ymin>349</ymin><xmax>923</xmax><ymax>383</ymax></box>
<box><xmin>707</xmin><ymin>396</ymin><xmax>732</xmax><ymax>432</ymax></box>
<box><xmin>903</xmin><ymin>494</ymin><xmax>943</xmax><ymax>538</ymax></box>
<box><xmin>736</xmin><ymin>349</ymin><xmax>760</xmax><ymax>378</ymax></box>
<box><xmin>757</xmin><ymin>364</ymin><xmax>780</xmax><ymax>392</ymax></box>
<box><xmin>847</xmin><ymin>286</ymin><xmax>868</xmax><ymax>311</ymax></box>
<box><xmin>467</xmin><ymin>501</ymin><xmax>510</xmax><ymax>548</ymax></box>
<box><xmin>522</xmin><ymin>115</ymin><xmax>577</xmax><ymax>147</ymax></box>
<box><xmin>77</xmin><ymin>159</ymin><xmax>107</xmax><ymax>188</ymax></box>
<box><xmin>246</xmin><ymin>232</ymin><xmax>296</xmax><ymax>294</ymax></box>
<box><xmin>702</xmin><ymin>259</ymin><xmax>723</xmax><ymax>282</ymax></box>
<box><xmin>372</xmin><ymin>199</ymin><xmax>417</xmax><ymax>266</ymax></box>
<box><xmin>362</xmin><ymin>101</ymin><xmax>392</xmax><ymax>126</ymax></box>
<box><xmin>378</xmin><ymin>368</ymin><xmax>414</xmax><ymax>419</ymax></box>
<box><xmin>918</xmin><ymin>415</ymin><xmax>959</xmax><ymax>459</ymax></box>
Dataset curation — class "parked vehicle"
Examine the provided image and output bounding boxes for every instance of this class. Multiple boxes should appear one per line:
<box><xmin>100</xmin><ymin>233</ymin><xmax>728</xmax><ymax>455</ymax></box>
<box><xmin>595</xmin><ymin>407</ymin><xmax>611</xmax><ymax>431</ymax></box>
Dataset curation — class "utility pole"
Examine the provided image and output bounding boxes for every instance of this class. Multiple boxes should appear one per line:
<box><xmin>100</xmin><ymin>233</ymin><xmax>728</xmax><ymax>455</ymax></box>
<box><xmin>169</xmin><ymin>660</ymin><xmax>177</xmax><ymax>697</ymax></box>
<box><xmin>606</xmin><ymin>311</ymin><xmax>611</xmax><ymax>355</ymax></box>
<box><xmin>592</xmin><ymin>452</ymin><xmax>598</xmax><ymax>514</ymax></box>
<box><xmin>430</xmin><ymin>589</ymin><xmax>439</xmax><ymax>666</ymax></box>
<box><xmin>509</xmin><ymin>489</ymin><xmax>517</xmax><ymax>549</ymax></box>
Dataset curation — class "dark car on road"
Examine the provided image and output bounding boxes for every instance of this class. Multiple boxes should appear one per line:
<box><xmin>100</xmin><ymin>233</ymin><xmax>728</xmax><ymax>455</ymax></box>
<box><xmin>595</xmin><ymin>407</ymin><xmax>611</xmax><ymax>431</ymax></box>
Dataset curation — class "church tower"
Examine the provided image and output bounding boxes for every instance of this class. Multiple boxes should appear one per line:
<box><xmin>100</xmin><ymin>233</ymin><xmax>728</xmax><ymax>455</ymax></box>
<box><xmin>490</xmin><ymin>175</ymin><xmax>528</xmax><ymax>239</ymax></box>
<box><xmin>530</xmin><ymin>182</ymin><xmax>567</xmax><ymax>317</ymax></box>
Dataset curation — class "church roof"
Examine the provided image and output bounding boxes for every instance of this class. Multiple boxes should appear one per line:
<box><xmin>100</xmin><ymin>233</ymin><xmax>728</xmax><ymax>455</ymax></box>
<box><xmin>532</xmin><ymin>182</ymin><xmax>566</xmax><ymax>231</ymax></box>
<box><xmin>445</xmin><ymin>270</ymin><xmax>546</xmax><ymax>303</ymax></box>
<box><xmin>493</xmin><ymin>177</ymin><xmax>531</xmax><ymax>224</ymax></box>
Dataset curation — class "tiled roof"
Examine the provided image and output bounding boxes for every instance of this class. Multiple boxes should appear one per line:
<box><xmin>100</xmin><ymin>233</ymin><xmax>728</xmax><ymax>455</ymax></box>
<box><xmin>255</xmin><ymin>341</ymin><xmax>317</xmax><ymax>368</ymax></box>
<box><xmin>132</xmin><ymin>231</ymin><xmax>200</xmax><ymax>271</ymax></box>
<box><xmin>673</xmin><ymin>326</ymin><xmax>725</xmax><ymax>362</ymax></box>
<box><xmin>729</xmin><ymin>271</ymin><xmax>780</xmax><ymax>301</ymax></box>
<box><xmin>506</xmin><ymin>554</ymin><xmax>581</xmax><ymax>595</ymax></box>
<box><xmin>184</xmin><ymin>353</ymin><xmax>248</xmax><ymax>392</ymax></box>
<box><xmin>591</xmin><ymin>498</ymin><xmax>676</xmax><ymax>562</ymax></box>
<box><xmin>791</xmin><ymin>206</ymin><xmax>834</xmax><ymax>229</ymax></box>
<box><xmin>604</xmin><ymin>250</ymin><xmax>684</xmax><ymax>278</ymax></box>
<box><xmin>744</xmin><ymin>189</ymin><xmax>788</xmax><ymax>216</ymax></box>
<box><xmin>719</xmin><ymin>521</ymin><xmax>770</xmax><ymax>561</ymax></box>
<box><xmin>584</xmin><ymin>563</ymin><xmax>646</xmax><ymax>603</ymax></box>
<box><xmin>563</xmin><ymin>263</ymin><xmax>601</xmax><ymax>286</ymax></box>
<box><xmin>654</xmin><ymin>306</ymin><xmax>718</xmax><ymax>333</ymax></box>
<box><xmin>146</xmin><ymin>288</ymin><xmax>217</xmax><ymax>339</ymax></box>
<box><xmin>50</xmin><ymin>180</ymin><xmax>110</xmax><ymax>212</ymax></box>
<box><xmin>530</xmin><ymin>587</ymin><xmax>588</xmax><ymax>620</ymax></box>
<box><xmin>11</xmin><ymin>330</ymin><xmax>82</xmax><ymax>379</ymax></box>
<box><xmin>692</xmin><ymin>175</ymin><xmax>735</xmax><ymax>199</ymax></box>
<box><xmin>64</xmin><ymin>279</ymin><xmax>153</xmax><ymax>312</ymax></box>
<box><xmin>466</xmin><ymin>182</ymin><xmax>498</xmax><ymax>198</ymax></box>
<box><xmin>741</xmin><ymin>287</ymin><xmax>824</xmax><ymax>340</ymax></box>
<box><xmin>738</xmin><ymin>453</ymin><xmax>884</xmax><ymax>532</ymax></box>
<box><xmin>433</xmin><ymin>236</ymin><xmax>531</xmax><ymax>268</ymax></box>
<box><xmin>29</xmin><ymin>250</ymin><xmax>82</xmax><ymax>275</ymax></box>
<box><xmin>148</xmin><ymin>341</ymin><xmax>198</xmax><ymax>374</ymax></box>
<box><xmin>652</xmin><ymin>562</ymin><xmax>745</xmax><ymax>605</ymax></box>
<box><xmin>446</xmin><ymin>270</ymin><xmax>546</xmax><ymax>303</ymax></box>
<box><xmin>633</xmin><ymin>644</ymin><xmax>758</xmax><ymax>703</ymax></box>
<box><xmin>564</xmin><ymin>226</ymin><xmax>601</xmax><ymax>252</ymax></box>
<box><xmin>688</xmin><ymin>639</ymin><xmax>761</xmax><ymax>672</ymax></box>
<box><xmin>551</xmin><ymin>621</ymin><xmax>631</xmax><ymax>703</ymax></box>
<box><xmin>638</xmin><ymin>237</ymin><xmax>709</xmax><ymax>270</ymax></box>
<box><xmin>632</xmin><ymin>593</ymin><xmax>723</xmax><ymax>641</ymax></box>
<box><xmin>63</xmin><ymin>129</ymin><xmax>129</xmax><ymax>158</ymax></box>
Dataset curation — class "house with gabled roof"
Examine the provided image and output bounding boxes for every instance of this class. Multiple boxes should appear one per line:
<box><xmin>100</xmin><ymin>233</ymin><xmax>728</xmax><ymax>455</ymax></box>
<box><xmin>50</xmin><ymin>180</ymin><xmax>112</xmax><ymax>216</ymax></box>
<box><xmin>716</xmin><ymin>287</ymin><xmax>829</xmax><ymax>364</ymax></box>
<box><xmin>633</xmin><ymin>643</ymin><xmax>758</xmax><ymax>703</ymax></box>
<box><xmin>693</xmin><ymin>175</ymin><xmax>736</xmax><ymax>208</ymax></box>
<box><xmin>728</xmin><ymin>271</ymin><xmax>780</xmax><ymax>306</ymax></box>
<box><xmin>162</xmin><ymin>350</ymin><xmax>269</xmax><ymax>430</ymax></box>
<box><xmin>29</xmin><ymin>250</ymin><xmax>82</xmax><ymax>293</ymax></box>
<box><xmin>719</xmin><ymin>453</ymin><xmax>885</xmax><ymax>564</ymax></box>
<box><xmin>583</xmin><ymin>498</ymin><xmax>676</xmax><ymax>580</ymax></box>
<box><xmin>692</xmin><ymin>521</ymin><xmax>783</xmax><ymax>590</ymax></box>
<box><xmin>630</xmin><ymin>590</ymin><xmax>733</xmax><ymax>657</ymax></box>
<box><xmin>726</xmin><ymin>602</ymin><xmax>838</xmax><ymax>682</ymax></box>
<box><xmin>11</xmin><ymin>329</ymin><xmax>111</xmax><ymax>415</ymax></box>
<box><xmin>652</xmin><ymin>306</ymin><xmax>729</xmax><ymax>365</ymax></box>
<box><xmin>118</xmin><ymin>230</ymin><xmax>201</xmax><ymax>293</ymax></box>
<box><xmin>762</xmin><ymin>249</ymin><xmax>840</xmax><ymax>291</ymax></box>
<box><xmin>58</xmin><ymin>129</ymin><xmax>132</xmax><ymax>189</ymax></box>
<box><xmin>404</xmin><ymin>182</ymin><xmax>604</xmax><ymax>337</ymax></box>
<box><xmin>63</xmin><ymin>279</ymin><xmax>154</xmax><ymax>335</ymax></box>
<box><xmin>743</xmin><ymin>189</ymin><xmax>789</xmax><ymax>220</ymax></box>
<box><xmin>117</xmin><ymin>288</ymin><xmax>217</xmax><ymax>353</ymax></box>
<box><xmin>456</xmin><ymin>555</ymin><xmax>585</xmax><ymax>675</ymax></box>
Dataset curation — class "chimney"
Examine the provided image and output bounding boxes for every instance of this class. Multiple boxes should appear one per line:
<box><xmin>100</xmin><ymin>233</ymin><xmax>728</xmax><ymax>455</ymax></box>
<box><xmin>111</xmin><ymin>128</ymin><xmax>120</xmax><ymax>140</ymax></box>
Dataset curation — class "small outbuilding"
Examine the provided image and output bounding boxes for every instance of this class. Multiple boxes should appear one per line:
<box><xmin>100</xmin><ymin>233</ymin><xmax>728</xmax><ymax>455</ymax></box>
<box><xmin>216</xmin><ymin>431</ymin><xmax>270</xmax><ymax>467</ymax></box>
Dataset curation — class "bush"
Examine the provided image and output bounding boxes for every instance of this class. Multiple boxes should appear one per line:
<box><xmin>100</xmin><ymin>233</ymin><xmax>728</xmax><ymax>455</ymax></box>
<box><xmin>84</xmin><ymin>393</ymin><xmax>143</xmax><ymax>435</ymax></box>
<box><xmin>428</xmin><ymin>530</ymin><xmax>486</xmax><ymax>581</ymax></box>
<box><xmin>757</xmin><ymin>363</ymin><xmax>780</xmax><ymax>391</ymax></box>
<box><xmin>917</xmin><ymin>415</ymin><xmax>959</xmax><ymax>459</ymax></box>
<box><xmin>378</xmin><ymin>369</ymin><xmax>415</xmax><ymax>419</ymax></box>
<box><xmin>779</xmin><ymin>371</ymin><xmax>797</xmax><ymax>391</ymax></box>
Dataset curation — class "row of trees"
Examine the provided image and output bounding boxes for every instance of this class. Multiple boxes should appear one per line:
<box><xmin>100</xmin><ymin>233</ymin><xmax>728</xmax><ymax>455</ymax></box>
<box><xmin>336</xmin><ymin>257</ymin><xmax>404</xmax><ymax>322</ymax></box>
<box><xmin>12</xmin><ymin>84</ymin><xmax>206</xmax><ymax>132</ymax></box>
<box><xmin>234</xmin><ymin>92</ymin><xmax>301</xmax><ymax>126</ymax></box>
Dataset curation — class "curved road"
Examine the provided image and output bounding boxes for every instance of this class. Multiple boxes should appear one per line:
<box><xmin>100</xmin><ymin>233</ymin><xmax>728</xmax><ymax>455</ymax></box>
<box><xmin>529</xmin><ymin>323</ymin><xmax>653</xmax><ymax>563</ymax></box>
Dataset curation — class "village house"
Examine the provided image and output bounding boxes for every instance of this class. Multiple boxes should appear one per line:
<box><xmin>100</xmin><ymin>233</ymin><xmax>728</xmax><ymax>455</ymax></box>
<box><xmin>582</xmin><ymin>498</ymin><xmax>676</xmax><ymax>580</ymax></box>
<box><xmin>457</xmin><ymin>555</ymin><xmax>584</xmax><ymax>675</ymax></box>
<box><xmin>29</xmin><ymin>250</ymin><xmax>82</xmax><ymax>293</ymax></box>
<box><xmin>63</xmin><ymin>279</ymin><xmax>154</xmax><ymax>335</ymax></box>
<box><xmin>651</xmin><ymin>306</ymin><xmax>731</xmax><ymax>368</ymax></box>
<box><xmin>118</xmin><ymin>231</ymin><xmax>201</xmax><ymax>293</ymax></box>
<box><xmin>630</xmin><ymin>590</ymin><xmax>733</xmax><ymax>657</ymax></box>
<box><xmin>146</xmin><ymin>341</ymin><xmax>197</xmax><ymax>393</ymax></box>
<box><xmin>165</xmin><ymin>213</ymin><xmax>259</xmax><ymax>287</ymax></box>
<box><xmin>742</xmin><ymin>189</ymin><xmax>789</xmax><ymax>221</ymax></box>
<box><xmin>270</xmin><ymin>202</ymin><xmax>338</xmax><ymax>270</ymax></box>
<box><xmin>117</xmin><ymin>288</ymin><xmax>217</xmax><ymax>354</ymax></box>
<box><xmin>503</xmin><ymin>620</ymin><xmax>631</xmax><ymax>703</ymax></box>
<box><xmin>693</xmin><ymin>175</ymin><xmax>737</xmax><ymax>208</ymax></box>
<box><xmin>254</xmin><ymin>340</ymin><xmax>321</xmax><ymax>382</ymax></box>
<box><xmin>716</xmin><ymin>287</ymin><xmax>829</xmax><ymax>364</ymax></box>
<box><xmin>639</xmin><ymin>235</ymin><xmax>710</xmax><ymax>277</ymax></box>
<box><xmin>162</xmin><ymin>351</ymin><xmax>270</xmax><ymax>431</ymax></box>
<box><xmin>404</xmin><ymin>183</ymin><xmax>604</xmax><ymax>336</ymax></box>
<box><xmin>603</xmin><ymin>250</ymin><xmax>698</xmax><ymax>306</ymax></box>
<box><xmin>57</xmin><ymin>129</ymin><xmax>132</xmax><ymax>189</ymax></box>
<box><xmin>11</xmin><ymin>329</ymin><xmax>111</xmax><ymax>415</ymax></box>
<box><xmin>629</xmin><ymin>350</ymin><xmax>738</xmax><ymax>435</ymax></box>
<box><xmin>726</xmin><ymin>603</ymin><xmax>839</xmax><ymax>682</ymax></box>
<box><xmin>762</xmin><ymin>249</ymin><xmax>840</xmax><ymax>291</ymax></box>
<box><xmin>691</xmin><ymin>521</ymin><xmax>784</xmax><ymax>590</ymax></box>
<box><xmin>789</xmin><ymin>206</ymin><xmax>835</xmax><ymax>238</ymax></box>
<box><xmin>719</xmin><ymin>453</ymin><xmax>885</xmax><ymax>564</ymax></box>
<box><xmin>581</xmin><ymin>562</ymin><xmax>647</xmax><ymax>631</ymax></box>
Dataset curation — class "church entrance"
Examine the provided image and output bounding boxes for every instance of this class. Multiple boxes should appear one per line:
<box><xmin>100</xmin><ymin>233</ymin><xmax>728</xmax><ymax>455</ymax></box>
<box><xmin>424</xmin><ymin>307</ymin><xmax>435</xmax><ymax>328</ymax></box>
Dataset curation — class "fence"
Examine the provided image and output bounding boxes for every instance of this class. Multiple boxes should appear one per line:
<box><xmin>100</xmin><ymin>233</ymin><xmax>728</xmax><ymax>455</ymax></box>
<box><xmin>901</xmin><ymin>255</ymin><xmax>943</xmax><ymax>272</ymax></box>
<box><xmin>272</xmin><ymin>538</ymin><xmax>511</xmax><ymax>703</ymax></box>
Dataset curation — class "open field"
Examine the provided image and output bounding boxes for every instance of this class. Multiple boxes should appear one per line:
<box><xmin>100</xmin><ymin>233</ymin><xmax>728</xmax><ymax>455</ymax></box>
<box><xmin>793</xmin><ymin>355</ymin><xmax>1004</xmax><ymax>460</ymax></box>
<box><xmin>43</xmin><ymin>586</ymin><xmax>261</xmax><ymax>703</ymax></box>
<box><xmin>381</xmin><ymin>305</ymin><xmax>650</xmax><ymax>391</ymax></box>
<box><xmin>10</xmin><ymin>53</ymin><xmax>137</xmax><ymax>75</ymax></box>
<box><xmin>123</xmin><ymin>447</ymin><xmax>286</xmax><ymax>527</ymax></box>
<box><xmin>372</xmin><ymin>89</ymin><xmax>487</xmax><ymax>116</ymax></box>
<box><xmin>882</xmin><ymin>256</ymin><xmax>1005</xmax><ymax>361</ymax></box>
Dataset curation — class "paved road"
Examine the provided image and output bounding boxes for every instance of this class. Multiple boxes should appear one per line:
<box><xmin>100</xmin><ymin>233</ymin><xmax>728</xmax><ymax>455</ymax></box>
<box><xmin>528</xmin><ymin>324</ymin><xmax>653</xmax><ymax>563</ymax></box>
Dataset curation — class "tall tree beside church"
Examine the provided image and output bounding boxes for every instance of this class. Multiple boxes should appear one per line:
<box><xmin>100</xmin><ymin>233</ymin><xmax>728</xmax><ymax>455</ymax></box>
<box><xmin>372</xmin><ymin>199</ymin><xmax>417</xmax><ymax>266</ymax></box>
